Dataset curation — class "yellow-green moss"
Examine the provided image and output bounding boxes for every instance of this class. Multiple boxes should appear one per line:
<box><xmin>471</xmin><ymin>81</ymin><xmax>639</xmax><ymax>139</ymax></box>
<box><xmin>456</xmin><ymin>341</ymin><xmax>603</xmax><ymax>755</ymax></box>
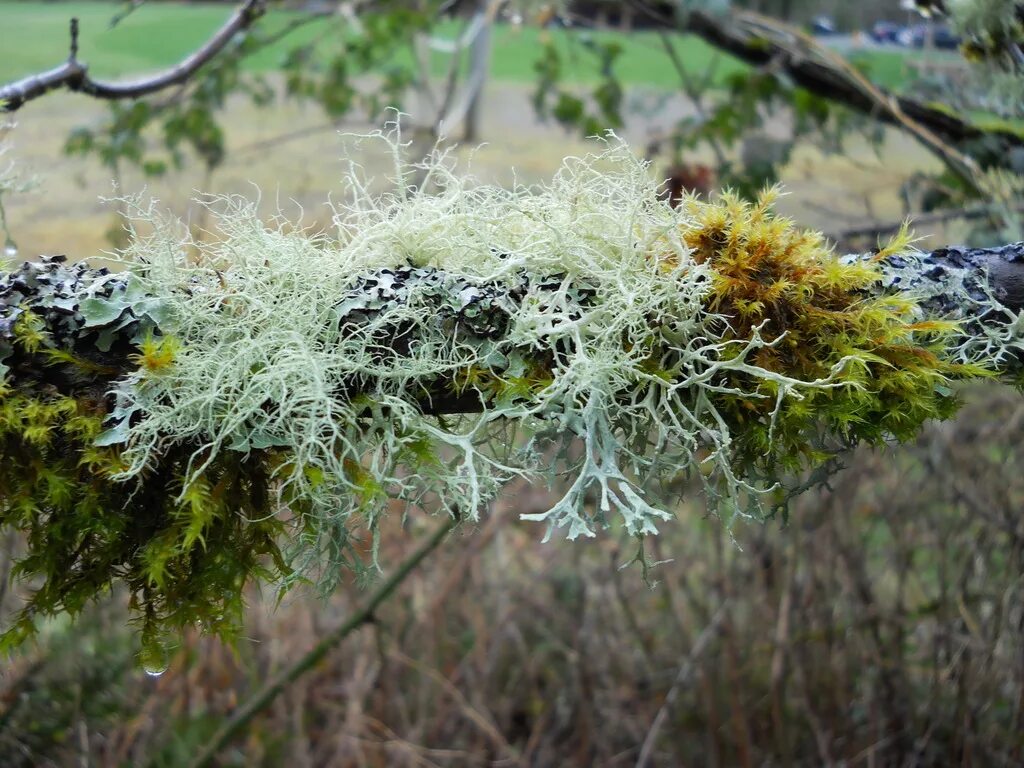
<box><xmin>0</xmin><ymin>366</ymin><xmax>291</xmax><ymax>662</ymax></box>
<box><xmin>677</xmin><ymin>189</ymin><xmax>986</xmax><ymax>477</ymax></box>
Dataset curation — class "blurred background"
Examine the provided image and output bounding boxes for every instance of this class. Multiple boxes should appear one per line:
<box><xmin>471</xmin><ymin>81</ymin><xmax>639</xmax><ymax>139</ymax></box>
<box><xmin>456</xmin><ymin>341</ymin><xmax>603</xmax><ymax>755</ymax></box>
<box><xmin>1</xmin><ymin>1</ymin><xmax>1023</xmax><ymax>765</ymax></box>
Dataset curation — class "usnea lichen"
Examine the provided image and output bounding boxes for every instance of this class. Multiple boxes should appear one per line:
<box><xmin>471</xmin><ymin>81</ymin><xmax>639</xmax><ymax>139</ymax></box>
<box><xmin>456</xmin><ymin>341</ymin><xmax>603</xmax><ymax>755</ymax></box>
<box><xmin>0</xmin><ymin>133</ymin><xmax>1009</xmax><ymax>650</ymax></box>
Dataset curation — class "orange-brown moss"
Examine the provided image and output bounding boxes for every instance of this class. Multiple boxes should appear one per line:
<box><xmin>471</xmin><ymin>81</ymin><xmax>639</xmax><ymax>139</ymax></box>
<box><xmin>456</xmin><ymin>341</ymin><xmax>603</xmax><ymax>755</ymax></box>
<box><xmin>676</xmin><ymin>188</ymin><xmax>986</xmax><ymax>477</ymax></box>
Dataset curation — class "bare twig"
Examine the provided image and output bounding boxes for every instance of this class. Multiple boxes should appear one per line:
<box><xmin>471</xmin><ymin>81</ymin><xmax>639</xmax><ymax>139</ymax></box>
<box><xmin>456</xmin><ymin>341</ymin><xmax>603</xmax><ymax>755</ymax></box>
<box><xmin>834</xmin><ymin>203</ymin><xmax>1024</xmax><ymax>242</ymax></box>
<box><xmin>635</xmin><ymin>603</ymin><xmax>728</xmax><ymax>768</ymax></box>
<box><xmin>187</xmin><ymin>515</ymin><xmax>459</xmax><ymax>768</ymax></box>
<box><xmin>655</xmin><ymin>30</ymin><xmax>728</xmax><ymax>168</ymax></box>
<box><xmin>0</xmin><ymin>0</ymin><xmax>268</xmax><ymax>112</ymax></box>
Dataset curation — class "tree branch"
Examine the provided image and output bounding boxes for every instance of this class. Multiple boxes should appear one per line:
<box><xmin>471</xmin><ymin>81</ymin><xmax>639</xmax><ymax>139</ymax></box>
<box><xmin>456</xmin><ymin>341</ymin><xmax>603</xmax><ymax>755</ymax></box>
<box><xmin>834</xmin><ymin>204</ymin><xmax>1024</xmax><ymax>243</ymax></box>
<box><xmin>672</xmin><ymin>8</ymin><xmax>1024</xmax><ymax>168</ymax></box>
<box><xmin>0</xmin><ymin>0</ymin><xmax>267</xmax><ymax>113</ymax></box>
<box><xmin>2</xmin><ymin>244</ymin><xmax>1023</xmax><ymax>422</ymax></box>
<box><xmin>635</xmin><ymin>603</ymin><xmax>728</xmax><ymax>768</ymax></box>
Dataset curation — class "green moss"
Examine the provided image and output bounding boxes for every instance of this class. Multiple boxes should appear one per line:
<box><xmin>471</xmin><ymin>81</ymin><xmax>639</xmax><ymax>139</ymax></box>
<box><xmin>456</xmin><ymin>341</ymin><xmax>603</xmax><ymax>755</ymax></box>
<box><xmin>0</xmin><ymin>336</ymin><xmax>291</xmax><ymax>660</ymax></box>
<box><xmin>677</xmin><ymin>189</ymin><xmax>986</xmax><ymax>479</ymax></box>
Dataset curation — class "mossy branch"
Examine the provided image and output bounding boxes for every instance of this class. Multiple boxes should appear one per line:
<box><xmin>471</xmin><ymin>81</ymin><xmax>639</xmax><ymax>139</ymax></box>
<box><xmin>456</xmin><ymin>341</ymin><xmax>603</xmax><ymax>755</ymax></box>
<box><xmin>4</xmin><ymin>242</ymin><xmax>1022</xmax><ymax>410</ymax></box>
<box><xmin>1</xmin><ymin>141</ymin><xmax>1022</xmax><ymax>652</ymax></box>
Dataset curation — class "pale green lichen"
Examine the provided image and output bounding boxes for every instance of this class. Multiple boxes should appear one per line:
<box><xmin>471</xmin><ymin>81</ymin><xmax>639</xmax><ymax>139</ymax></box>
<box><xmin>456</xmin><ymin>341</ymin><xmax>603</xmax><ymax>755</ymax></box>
<box><xmin>100</xmin><ymin>132</ymin><xmax>859</xmax><ymax>578</ymax></box>
<box><xmin>951</xmin><ymin>0</ymin><xmax>1023</xmax><ymax>53</ymax></box>
<box><xmin>950</xmin><ymin>275</ymin><xmax>1024</xmax><ymax>372</ymax></box>
<box><xmin>872</xmin><ymin>244</ymin><xmax>1024</xmax><ymax>373</ymax></box>
<box><xmin>78</xmin><ymin>129</ymin><xmax>997</xmax><ymax>605</ymax></box>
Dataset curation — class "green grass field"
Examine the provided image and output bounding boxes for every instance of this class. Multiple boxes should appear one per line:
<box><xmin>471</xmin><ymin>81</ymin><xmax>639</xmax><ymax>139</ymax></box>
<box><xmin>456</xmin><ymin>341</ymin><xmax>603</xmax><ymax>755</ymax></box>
<box><xmin>0</xmin><ymin>0</ymin><xmax>919</xmax><ymax>90</ymax></box>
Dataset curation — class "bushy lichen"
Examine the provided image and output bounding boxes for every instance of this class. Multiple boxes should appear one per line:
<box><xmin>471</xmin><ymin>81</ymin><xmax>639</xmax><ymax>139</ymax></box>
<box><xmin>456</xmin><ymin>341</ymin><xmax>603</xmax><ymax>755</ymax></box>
<box><xmin>953</xmin><ymin>0</ymin><xmax>1024</xmax><ymax>67</ymax></box>
<box><xmin>103</xmin><ymin>137</ymin><xmax>989</xmax><ymax>540</ymax></box>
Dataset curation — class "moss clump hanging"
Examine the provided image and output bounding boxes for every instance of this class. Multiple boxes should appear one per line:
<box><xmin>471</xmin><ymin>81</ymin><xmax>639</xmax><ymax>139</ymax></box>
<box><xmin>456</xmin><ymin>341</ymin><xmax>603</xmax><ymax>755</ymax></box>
<box><xmin>0</xmin><ymin>258</ymin><xmax>290</xmax><ymax>662</ymax></box>
<box><xmin>0</xmin><ymin>384</ymin><xmax>289</xmax><ymax>662</ymax></box>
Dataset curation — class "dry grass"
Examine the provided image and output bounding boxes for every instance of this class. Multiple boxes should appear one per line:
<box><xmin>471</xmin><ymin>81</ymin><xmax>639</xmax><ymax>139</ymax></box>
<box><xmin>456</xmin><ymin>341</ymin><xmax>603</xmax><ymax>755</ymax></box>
<box><xmin>2</xmin><ymin>81</ymin><xmax>952</xmax><ymax>261</ymax></box>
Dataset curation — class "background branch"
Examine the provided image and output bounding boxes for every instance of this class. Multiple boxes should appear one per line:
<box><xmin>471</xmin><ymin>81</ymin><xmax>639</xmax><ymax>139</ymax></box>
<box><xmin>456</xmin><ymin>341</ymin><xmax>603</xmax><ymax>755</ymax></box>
<box><xmin>0</xmin><ymin>0</ymin><xmax>267</xmax><ymax>112</ymax></box>
<box><xmin>834</xmin><ymin>204</ymin><xmax>1024</xmax><ymax>243</ymax></box>
<box><xmin>671</xmin><ymin>8</ymin><xmax>1024</xmax><ymax>169</ymax></box>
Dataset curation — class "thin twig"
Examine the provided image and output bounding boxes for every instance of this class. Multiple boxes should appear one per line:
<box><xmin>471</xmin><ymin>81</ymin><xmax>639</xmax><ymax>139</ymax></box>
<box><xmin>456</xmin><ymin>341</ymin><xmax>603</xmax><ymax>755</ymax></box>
<box><xmin>740</xmin><ymin>10</ymin><xmax>985</xmax><ymax>194</ymax></box>
<box><xmin>834</xmin><ymin>203</ymin><xmax>1024</xmax><ymax>241</ymax></box>
<box><xmin>187</xmin><ymin>515</ymin><xmax>459</xmax><ymax>768</ymax></box>
<box><xmin>635</xmin><ymin>603</ymin><xmax>728</xmax><ymax>768</ymax></box>
<box><xmin>656</xmin><ymin>30</ymin><xmax>728</xmax><ymax>168</ymax></box>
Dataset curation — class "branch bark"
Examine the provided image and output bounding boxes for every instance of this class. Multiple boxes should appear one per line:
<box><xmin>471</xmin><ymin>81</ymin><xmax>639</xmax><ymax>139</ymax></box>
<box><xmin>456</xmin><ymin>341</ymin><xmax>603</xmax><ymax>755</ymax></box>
<box><xmin>0</xmin><ymin>0</ymin><xmax>267</xmax><ymax>113</ymax></box>
<box><xmin>2</xmin><ymin>244</ymin><xmax>1023</xmax><ymax>420</ymax></box>
<box><xmin>668</xmin><ymin>7</ymin><xmax>1023</xmax><ymax>172</ymax></box>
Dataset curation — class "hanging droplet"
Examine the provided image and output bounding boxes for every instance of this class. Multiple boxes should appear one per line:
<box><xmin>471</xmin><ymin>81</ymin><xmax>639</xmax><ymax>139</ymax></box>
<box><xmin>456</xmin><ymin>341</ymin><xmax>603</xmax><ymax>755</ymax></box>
<box><xmin>2</xmin><ymin>242</ymin><xmax>16</xmax><ymax>259</ymax></box>
<box><xmin>139</xmin><ymin>643</ymin><xmax>170</xmax><ymax>678</ymax></box>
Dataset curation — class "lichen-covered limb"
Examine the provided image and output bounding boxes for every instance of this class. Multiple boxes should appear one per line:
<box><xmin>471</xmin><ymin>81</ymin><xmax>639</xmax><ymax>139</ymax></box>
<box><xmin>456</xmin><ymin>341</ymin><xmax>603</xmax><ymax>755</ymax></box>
<box><xmin>877</xmin><ymin>242</ymin><xmax>1024</xmax><ymax>314</ymax></box>
<box><xmin>851</xmin><ymin>241</ymin><xmax>1024</xmax><ymax>372</ymax></box>
<box><xmin>0</xmin><ymin>142</ymin><xmax>1020</xmax><ymax>651</ymax></box>
<box><xmin>3</xmin><ymin>245</ymin><xmax>1023</xmax><ymax>409</ymax></box>
<box><xmin>0</xmin><ymin>239</ymin><xmax>1017</xmax><ymax>653</ymax></box>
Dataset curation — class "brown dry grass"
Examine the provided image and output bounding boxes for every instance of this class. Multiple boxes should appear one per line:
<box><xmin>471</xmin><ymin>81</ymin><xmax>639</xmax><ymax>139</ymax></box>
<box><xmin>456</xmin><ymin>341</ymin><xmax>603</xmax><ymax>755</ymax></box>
<box><xmin>3</xmin><ymin>81</ymin><xmax>953</xmax><ymax>260</ymax></box>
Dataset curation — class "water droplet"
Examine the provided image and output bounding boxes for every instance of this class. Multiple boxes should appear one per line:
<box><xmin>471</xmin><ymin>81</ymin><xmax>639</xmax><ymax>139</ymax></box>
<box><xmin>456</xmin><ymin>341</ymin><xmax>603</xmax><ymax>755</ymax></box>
<box><xmin>139</xmin><ymin>643</ymin><xmax>170</xmax><ymax>677</ymax></box>
<box><xmin>2</xmin><ymin>243</ymin><xmax>16</xmax><ymax>259</ymax></box>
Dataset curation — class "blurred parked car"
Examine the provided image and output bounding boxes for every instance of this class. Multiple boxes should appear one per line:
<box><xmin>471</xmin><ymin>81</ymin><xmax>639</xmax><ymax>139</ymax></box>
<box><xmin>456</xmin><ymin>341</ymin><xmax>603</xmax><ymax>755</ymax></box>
<box><xmin>810</xmin><ymin>16</ymin><xmax>837</xmax><ymax>35</ymax></box>
<box><xmin>897</xmin><ymin>23</ymin><xmax>961</xmax><ymax>49</ymax></box>
<box><xmin>932</xmin><ymin>25</ymin><xmax>962</xmax><ymax>49</ymax></box>
<box><xmin>870</xmin><ymin>21</ymin><xmax>902</xmax><ymax>43</ymax></box>
<box><xmin>810</xmin><ymin>15</ymin><xmax>837</xmax><ymax>35</ymax></box>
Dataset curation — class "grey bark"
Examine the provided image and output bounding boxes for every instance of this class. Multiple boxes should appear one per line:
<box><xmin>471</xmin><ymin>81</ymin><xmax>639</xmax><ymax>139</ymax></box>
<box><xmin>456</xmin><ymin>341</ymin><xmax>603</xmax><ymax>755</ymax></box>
<box><xmin>2</xmin><ymin>244</ymin><xmax>1023</xmax><ymax>415</ymax></box>
<box><xmin>0</xmin><ymin>1</ymin><xmax>266</xmax><ymax>113</ymax></box>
